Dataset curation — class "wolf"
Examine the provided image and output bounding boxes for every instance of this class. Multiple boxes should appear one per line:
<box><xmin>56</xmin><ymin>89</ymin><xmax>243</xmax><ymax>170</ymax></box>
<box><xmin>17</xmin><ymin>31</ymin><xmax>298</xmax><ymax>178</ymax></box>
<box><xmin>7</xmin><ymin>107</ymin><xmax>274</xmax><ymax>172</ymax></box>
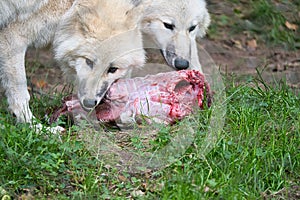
<box><xmin>140</xmin><ymin>0</ymin><xmax>210</xmax><ymax>72</ymax></box>
<box><xmin>0</xmin><ymin>0</ymin><xmax>145</xmax><ymax>125</ymax></box>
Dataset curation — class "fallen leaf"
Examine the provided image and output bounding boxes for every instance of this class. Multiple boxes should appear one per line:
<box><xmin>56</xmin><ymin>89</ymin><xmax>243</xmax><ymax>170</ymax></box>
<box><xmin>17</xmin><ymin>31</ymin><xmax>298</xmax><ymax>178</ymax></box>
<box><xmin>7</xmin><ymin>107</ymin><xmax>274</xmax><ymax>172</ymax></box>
<box><xmin>285</xmin><ymin>21</ymin><xmax>298</xmax><ymax>31</ymax></box>
<box><xmin>232</xmin><ymin>39</ymin><xmax>243</xmax><ymax>50</ymax></box>
<box><xmin>142</xmin><ymin>182</ymin><xmax>148</xmax><ymax>190</ymax></box>
<box><xmin>118</xmin><ymin>175</ymin><xmax>127</xmax><ymax>182</ymax></box>
<box><xmin>246</xmin><ymin>39</ymin><xmax>257</xmax><ymax>51</ymax></box>
<box><xmin>32</xmin><ymin>79</ymin><xmax>48</xmax><ymax>89</ymax></box>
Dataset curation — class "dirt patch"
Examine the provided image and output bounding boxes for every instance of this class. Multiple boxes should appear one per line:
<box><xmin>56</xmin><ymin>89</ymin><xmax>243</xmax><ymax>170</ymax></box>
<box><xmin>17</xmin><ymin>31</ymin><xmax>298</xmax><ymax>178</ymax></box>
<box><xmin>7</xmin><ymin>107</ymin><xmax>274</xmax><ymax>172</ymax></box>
<box><xmin>203</xmin><ymin>0</ymin><xmax>300</xmax><ymax>87</ymax></box>
<box><xmin>262</xmin><ymin>184</ymin><xmax>300</xmax><ymax>200</ymax></box>
<box><xmin>25</xmin><ymin>48</ymin><xmax>67</xmax><ymax>94</ymax></box>
<box><xmin>199</xmin><ymin>38</ymin><xmax>300</xmax><ymax>86</ymax></box>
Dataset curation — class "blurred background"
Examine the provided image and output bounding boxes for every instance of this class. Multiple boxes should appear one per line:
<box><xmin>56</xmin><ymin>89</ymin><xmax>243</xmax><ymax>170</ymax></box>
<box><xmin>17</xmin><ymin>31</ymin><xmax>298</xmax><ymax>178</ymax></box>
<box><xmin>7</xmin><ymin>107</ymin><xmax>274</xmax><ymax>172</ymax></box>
<box><xmin>203</xmin><ymin>0</ymin><xmax>299</xmax><ymax>85</ymax></box>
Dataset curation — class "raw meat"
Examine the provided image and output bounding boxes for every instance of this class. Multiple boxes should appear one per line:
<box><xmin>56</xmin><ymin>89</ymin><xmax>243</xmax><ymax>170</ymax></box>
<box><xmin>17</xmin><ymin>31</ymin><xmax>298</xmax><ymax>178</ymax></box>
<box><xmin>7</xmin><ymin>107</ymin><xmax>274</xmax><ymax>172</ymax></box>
<box><xmin>50</xmin><ymin>70</ymin><xmax>211</xmax><ymax>127</ymax></box>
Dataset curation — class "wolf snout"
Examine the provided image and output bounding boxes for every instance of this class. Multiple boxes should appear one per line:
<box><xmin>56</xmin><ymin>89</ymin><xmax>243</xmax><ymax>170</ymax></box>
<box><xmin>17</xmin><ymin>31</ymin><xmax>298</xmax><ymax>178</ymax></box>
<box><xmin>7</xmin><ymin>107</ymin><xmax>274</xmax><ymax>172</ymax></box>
<box><xmin>82</xmin><ymin>98</ymin><xmax>98</xmax><ymax>110</ymax></box>
<box><xmin>174</xmin><ymin>58</ymin><xmax>190</xmax><ymax>70</ymax></box>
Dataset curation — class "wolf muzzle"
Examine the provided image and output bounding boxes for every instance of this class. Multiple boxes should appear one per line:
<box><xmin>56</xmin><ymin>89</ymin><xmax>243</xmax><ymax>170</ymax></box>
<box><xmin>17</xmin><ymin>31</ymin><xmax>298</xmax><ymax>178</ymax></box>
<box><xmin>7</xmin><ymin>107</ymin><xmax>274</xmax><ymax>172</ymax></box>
<box><xmin>174</xmin><ymin>58</ymin><xmax>190</xmax><ymax>70</ymax></box>
<box><xmin>80</xmin><ymin>81</ymin><xmax>109</xmax><ymax>110</ymax></box>
<box><xmin>160</xmin><ymin>49</ymin><xmax>190</xmax><ymax>70</ymax></box>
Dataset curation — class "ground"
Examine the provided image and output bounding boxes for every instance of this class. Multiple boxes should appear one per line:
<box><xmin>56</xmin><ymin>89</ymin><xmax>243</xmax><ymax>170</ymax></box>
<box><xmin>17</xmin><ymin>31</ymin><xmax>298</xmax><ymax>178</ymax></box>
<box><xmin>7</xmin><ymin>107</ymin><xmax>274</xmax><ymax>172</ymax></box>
<box><xmin>203</xmin><ymin>0</ymin><xmax>300</xmax><ymax>88</ymax></box>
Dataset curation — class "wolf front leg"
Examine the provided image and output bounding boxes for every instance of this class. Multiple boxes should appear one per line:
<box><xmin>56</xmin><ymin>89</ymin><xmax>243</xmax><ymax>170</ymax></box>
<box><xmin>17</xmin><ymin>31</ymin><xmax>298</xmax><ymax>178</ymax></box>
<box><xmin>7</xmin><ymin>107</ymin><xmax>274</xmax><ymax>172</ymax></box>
<box><xmin>0</xmin><ymin>32</ymin><xmax>33</xmax><ymax>123</ymax></box>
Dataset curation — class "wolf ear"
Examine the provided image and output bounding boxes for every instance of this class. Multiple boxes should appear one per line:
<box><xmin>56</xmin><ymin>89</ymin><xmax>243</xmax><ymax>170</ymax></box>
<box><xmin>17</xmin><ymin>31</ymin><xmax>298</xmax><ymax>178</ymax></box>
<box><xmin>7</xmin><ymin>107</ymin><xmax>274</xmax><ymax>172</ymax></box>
<box><xmin>196</xmin><ymin>9</ymin><xmax>211</xmax><ymax>38</ymax></box>
<box><xmin>73</xmin><ymin>1</ymin><xmax>101</xmax><ymax>34</ymax></box>
<box><xmin>125</xmin><ymin>0</ymin><xmax>146</xmax><ymax>27</ymax></box>
<box><xmin>130</xmin><ymin>0</ymin><xmax>142</xmax><ymax>7</ymax></box>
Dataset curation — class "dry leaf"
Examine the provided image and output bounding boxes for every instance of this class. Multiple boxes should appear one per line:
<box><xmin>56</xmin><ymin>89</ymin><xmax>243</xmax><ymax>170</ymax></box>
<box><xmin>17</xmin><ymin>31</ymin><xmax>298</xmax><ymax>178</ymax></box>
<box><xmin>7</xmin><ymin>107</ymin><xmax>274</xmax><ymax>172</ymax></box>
<box><xmin>246</xmin><ymin>39</ymin><xmax>257</xmax><ymax>51</ymax></box>
<box><xmin>285</xmin><ymin>21</ymin><xmax>298</xmax><ymax>31</ymax></box>
<box><xmin>32</xmin><ymin>79</ymin><xmax>48</xmax><ymax>89</ymax></box>
<box><xmin>232</xmin><ymin>39</ymin><xmax>243</xmax><ymax>49</ymax></box>
<box><xmin>118</xmin><ymin>175</ymin><xmax>127</xmax><ymax>182</ymax></box>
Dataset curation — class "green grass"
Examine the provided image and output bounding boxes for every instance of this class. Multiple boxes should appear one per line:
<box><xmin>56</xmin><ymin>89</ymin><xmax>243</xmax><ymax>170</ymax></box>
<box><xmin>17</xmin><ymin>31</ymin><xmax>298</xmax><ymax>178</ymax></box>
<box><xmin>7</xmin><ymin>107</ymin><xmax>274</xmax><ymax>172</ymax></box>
<box><xmin>246</xmin><ymin>0</ymin><xmax>300</xmax><ymax>49</ymax></box>
<box><xmin>0</xmin><ymin>73</ymin><xmax>299</xmax><ymax>199</ymax></box>
<box><xmin>208</xmin><ymin>0</ymin><xmax>300</xmax><ymax>49</ymax></box>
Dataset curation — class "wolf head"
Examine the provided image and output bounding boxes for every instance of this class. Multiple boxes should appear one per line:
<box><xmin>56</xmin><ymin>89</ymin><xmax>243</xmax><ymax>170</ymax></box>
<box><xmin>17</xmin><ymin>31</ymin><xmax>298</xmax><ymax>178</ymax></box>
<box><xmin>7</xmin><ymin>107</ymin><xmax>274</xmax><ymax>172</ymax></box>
<box><xmin>141</xmin><ymin>0</ymin><xmax>210</xmax><ymax>70</ymax></box>
<box><xmin>54</xmin><ymin>0</ymin><xmax>145</xmax><ymax>110</ymax></box>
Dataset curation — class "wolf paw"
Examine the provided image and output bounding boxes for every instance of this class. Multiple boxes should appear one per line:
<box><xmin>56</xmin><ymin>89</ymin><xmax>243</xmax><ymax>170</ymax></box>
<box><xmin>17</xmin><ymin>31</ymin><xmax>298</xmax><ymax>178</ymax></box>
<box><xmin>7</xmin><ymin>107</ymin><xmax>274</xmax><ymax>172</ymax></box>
<box><xmin>30</xmin><ymin>118</ymin><xmax>65</xmax><ymax>135</ymax></box>
<box><xmin>33</xmin><ymin>123</ymin><xmax>65</xmax><ymax>134</ymax></box>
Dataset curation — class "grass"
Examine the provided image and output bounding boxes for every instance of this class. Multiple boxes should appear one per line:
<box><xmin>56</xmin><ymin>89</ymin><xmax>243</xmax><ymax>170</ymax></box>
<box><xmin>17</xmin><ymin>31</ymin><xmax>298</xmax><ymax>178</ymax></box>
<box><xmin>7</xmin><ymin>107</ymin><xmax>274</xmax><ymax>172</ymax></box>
<box><xmin>246</xmin><ymin>0</ymin><xmax>300</xmax><ymax>49</ymax></box>
<box><xmin>0</xmin><ymin>72</ymin><xmax>299</xmax><ymax>199</ymax></box>
<box><xmin>208</xmin><ymin>0</ymin><xmax>300</xmax><ymax>49</ymax></box>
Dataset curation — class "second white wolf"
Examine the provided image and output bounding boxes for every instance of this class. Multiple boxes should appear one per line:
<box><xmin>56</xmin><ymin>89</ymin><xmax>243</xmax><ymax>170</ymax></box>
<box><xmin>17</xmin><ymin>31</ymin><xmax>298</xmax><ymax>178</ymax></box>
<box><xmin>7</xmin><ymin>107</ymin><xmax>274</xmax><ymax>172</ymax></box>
<box><xmin>140</xmin><ymin>0</ymin><xmax>210</xmax><ymax>72</ymax></box>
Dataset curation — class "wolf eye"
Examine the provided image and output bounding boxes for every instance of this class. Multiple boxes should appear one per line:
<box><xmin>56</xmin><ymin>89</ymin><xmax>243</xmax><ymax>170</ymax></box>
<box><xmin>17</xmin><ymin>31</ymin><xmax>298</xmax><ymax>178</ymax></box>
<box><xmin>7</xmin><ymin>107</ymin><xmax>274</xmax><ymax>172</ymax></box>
<box><xmin>189</xmin><ymin>25</ymin><xmax>197</xmax><ymax>32</ymax></box>
<box><xmin>163</xmin><ymin>22</ymin><xmax>175</xmax><ymax>30</ymax></box>
<box><xmin>108</xmin><ymin>66</ymin><xmax>118</xmax><ymax>74</ymax></box>
<box><xmin>86</xmin><ymin>58</ymin><xmax>94</xmax><ymax>69</ymax></box>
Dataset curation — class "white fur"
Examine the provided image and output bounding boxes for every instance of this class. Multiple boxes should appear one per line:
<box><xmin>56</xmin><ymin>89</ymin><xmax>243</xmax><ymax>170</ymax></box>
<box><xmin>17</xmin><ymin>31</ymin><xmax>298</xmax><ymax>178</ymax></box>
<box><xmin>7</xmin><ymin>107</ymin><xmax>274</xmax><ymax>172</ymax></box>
<box><xmin>140</xmin><ymin>0</ymin><xmax>210</xmax><ymax>72</ymax></box>
<box><xmin>0</xmin><ymin>0</ymin><xmax>145</xmax><ymax>124</ymax></box>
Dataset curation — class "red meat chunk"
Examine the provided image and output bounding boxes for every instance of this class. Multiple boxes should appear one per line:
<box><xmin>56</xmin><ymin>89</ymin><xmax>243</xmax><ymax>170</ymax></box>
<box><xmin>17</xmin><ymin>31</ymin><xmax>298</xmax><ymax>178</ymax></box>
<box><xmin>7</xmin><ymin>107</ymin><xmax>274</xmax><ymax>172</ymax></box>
<box><xmin>50</xmin><ymin>70</ymin><xmax>211</xmax><ymax>127</ymax></box>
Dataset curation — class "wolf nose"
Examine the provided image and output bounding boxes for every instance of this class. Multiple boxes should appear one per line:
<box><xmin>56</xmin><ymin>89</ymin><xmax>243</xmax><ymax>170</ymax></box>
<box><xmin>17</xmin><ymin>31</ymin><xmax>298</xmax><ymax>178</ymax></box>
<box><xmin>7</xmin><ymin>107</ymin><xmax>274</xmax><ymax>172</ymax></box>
<box><xmin>82</xmin><ymin>99</ymin><xmax>98</xmax><ymax>109</ymax></box>
<box><xmin>174</xmin><ymin>58</ymin><xmax>190</xmax><ymax>70</ymax></box>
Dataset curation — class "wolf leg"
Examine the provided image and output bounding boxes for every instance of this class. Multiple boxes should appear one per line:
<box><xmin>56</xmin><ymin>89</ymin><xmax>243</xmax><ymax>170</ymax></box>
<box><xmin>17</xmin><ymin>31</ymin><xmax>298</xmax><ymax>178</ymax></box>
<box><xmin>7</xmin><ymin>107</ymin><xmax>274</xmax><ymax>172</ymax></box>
<box><xmin>0</xmin><ymin>37</ymin><xmax>65</xmax><ymax>133</ymax></box>
<box><xmin>0</xmin><ymin>31</ymin><xmax>33</xmax><ymax>123</ymax></box>
<box><xmin>0</xmin><ymin>27</ymin><xmax>65</xmax><ymax>133</ymax></box>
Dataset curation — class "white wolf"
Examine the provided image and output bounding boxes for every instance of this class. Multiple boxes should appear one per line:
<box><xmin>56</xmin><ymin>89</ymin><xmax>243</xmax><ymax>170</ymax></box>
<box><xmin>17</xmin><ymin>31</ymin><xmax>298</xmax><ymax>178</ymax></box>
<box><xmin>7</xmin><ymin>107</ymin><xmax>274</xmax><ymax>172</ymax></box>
<box><xmin>0</xmin><ymin>0</ymin><xmax>145</xmax><ymax>125</ymax></box>
<box><xmin>140</xmin><ymin>0</ymin><xmax>210</xmax><ymax>72</ymax></box>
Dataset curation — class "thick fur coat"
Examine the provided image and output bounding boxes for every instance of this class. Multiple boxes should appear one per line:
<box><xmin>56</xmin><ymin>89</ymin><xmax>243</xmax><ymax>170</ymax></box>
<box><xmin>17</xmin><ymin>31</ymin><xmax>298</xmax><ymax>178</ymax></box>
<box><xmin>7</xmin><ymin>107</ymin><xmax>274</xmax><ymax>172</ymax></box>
<box><xmin>140</xmin><ymin>0</ymin><xmax>210</xmax><ymax>71</ymax></box>
<box><xmin>0</xmin><ymin>0</ymin><xmax>145</xmax><ymax>124</ymax></box>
